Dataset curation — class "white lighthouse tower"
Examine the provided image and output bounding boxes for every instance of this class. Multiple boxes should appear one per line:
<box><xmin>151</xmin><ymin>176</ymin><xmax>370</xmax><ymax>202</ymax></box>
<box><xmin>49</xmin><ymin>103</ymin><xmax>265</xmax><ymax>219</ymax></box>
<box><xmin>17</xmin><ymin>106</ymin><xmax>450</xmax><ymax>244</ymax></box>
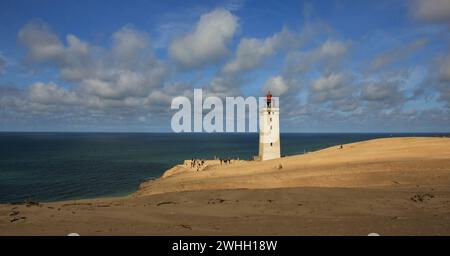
<box><xmin>258</xmin><ymin>93</ymin><xmax>280</xmax><ymax>161</ymax></box>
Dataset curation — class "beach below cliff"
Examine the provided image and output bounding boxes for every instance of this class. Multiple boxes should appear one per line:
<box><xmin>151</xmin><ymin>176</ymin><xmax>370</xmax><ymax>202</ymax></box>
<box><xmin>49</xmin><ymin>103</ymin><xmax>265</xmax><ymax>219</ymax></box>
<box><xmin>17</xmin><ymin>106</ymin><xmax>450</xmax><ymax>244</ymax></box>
<box><xmin>1</xmin><ymin>137</ymin><xmax>450</xmax><ymax>235</ymax></box>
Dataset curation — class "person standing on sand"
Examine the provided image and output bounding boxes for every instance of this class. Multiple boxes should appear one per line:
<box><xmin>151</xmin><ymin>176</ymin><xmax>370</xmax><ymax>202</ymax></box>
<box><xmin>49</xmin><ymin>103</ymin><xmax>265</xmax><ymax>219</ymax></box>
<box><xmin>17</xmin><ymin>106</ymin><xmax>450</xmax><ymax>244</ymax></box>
<box><xmin>266</xmin><ymin>91</ymin><xmax>272</xmax><ymax>108</ymax></box>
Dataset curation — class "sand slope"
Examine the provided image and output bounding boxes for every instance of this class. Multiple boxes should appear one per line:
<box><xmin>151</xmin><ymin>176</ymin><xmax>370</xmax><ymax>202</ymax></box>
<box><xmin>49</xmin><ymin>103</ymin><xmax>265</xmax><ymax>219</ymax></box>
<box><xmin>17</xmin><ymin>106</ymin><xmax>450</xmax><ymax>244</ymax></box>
<box><xmin>136</xmin><ymin>137</ymin><xmax>450</xmax><ymax>196</ymax></box>
<box><xmin>1</xmin><ymin>137</ymin><xmax>450</xmax><ymax>235</ymax></box>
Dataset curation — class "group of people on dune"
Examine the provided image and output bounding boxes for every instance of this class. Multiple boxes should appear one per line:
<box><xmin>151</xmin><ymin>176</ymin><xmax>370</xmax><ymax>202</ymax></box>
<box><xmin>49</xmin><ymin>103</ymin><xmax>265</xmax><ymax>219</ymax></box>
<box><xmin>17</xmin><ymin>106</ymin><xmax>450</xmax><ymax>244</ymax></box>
<box><xmin>219</xmin><ymin>158</ymin><xmax>232</xmax><ymax>165</ymax></box>
<box><xmin>190</xmin><ymin>158</ymin><xmax>206</xmax><ymax>171</ymax></box>
<box><xmin>189</xmin><ymin>157</ymin><xmax>236</xmax><ymax>172</ymax></box>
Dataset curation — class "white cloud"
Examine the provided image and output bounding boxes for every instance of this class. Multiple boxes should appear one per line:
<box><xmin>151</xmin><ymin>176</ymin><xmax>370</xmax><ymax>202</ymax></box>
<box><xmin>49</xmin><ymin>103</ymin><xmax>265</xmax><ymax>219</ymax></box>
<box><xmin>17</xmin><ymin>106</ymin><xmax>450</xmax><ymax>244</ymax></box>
<box><xmin>262</xmin><ymin>76</ymin><xmax>289</xmax><ymax>96</ymax></box>
<box><xmin>203</xmin><ymin>75</ymin><xmax>243</xmax><ymax>98</ymax></box>
<box><xmin>309</xmin><ymin>73</ymin><xmax>351</xmax><ymax>103</ymax></box>
<box><xmin>59</xmin><ymin>35</ymin><xmax>93</xmax><ymax>81</ymax></box>
<box><xmin>411</xmin><ymin>0</ymin><xmax>450</xmax><ymax>23</ymax></box>
<box><xmin>361</xmin><ymin>83</ymin><xmax>393</xmax><ymax>101</ymax></box>
<box><xmin>434</xmin><ymin>55</ymin><xmax>450</xmax><ymax>105</ymax></box>
<box><xmin>361</xmin><ymin>81</ymin><xmax>406</xmax><ymax>107</ymax></box>
<box><xmin>18</xmin><ymin>21</ymin><xmax>65</xmax><ymax>63</ymax></box>
<box><xmin>317</xmin><ymin>39</ymin><xmax>348</xmax><ymax>57</ymax></box>
<box><xmin>24</xmin><ymin>79</ymin><xmax>188</xmax><ymax>113</ymax></box>
<box><xmin>285</xmin><ymin>39</ymin><xmax>349</xmax><ymax>74</ymax></box>
<box><xmin>19</xmin><ymin>21</ymin><xmax>170</xmax><ymax>102</ymax></box>
<box><xmin>18</xmin><ymin>21</ymin><xmax>93</xmax><ymax>81</ymax></box>
<box><xmin>79</xmin><ymin>66</ymin><xmax>167</xmax><ymax>100</ymax></box>
<box><xmin>438</xmin><ymin>55</ymin><xmax>450</xmax><ymax>82</ymax></box>
<box><xmin>369</xmin><ymin>38</ymin><xmax>428</xmax><ymax>71</ymax></box>
<box><xmin>312</xmin><ymin>73</ymin><xmax>345</xmax><ymax>92</ymax></box>
<box><xmin>112</xmin><ymin>25</ymin><xmax>150</xmax><ymax>61</ymax></box>
<box><xmin>223</xmin><ymin>27</ymin><xmax>297</xmax><ymax>73</ymax></box>
<box><xmin>29</xmin><ymin>82</ymin><xmax>79</xmax><ymax>105</ymax></box>
<box><xmin>169</xmin><ymin>8</ymin><xmax>238</xmax><ymax>68</ymax></box>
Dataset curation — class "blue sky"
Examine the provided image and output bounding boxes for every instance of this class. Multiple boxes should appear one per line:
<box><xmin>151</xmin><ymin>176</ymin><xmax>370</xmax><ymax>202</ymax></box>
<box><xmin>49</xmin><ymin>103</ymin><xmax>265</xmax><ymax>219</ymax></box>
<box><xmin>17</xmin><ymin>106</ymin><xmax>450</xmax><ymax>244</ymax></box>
<box><xmin>0</xmin><ymin>0</ymin><xmax>449</xmax><ymax>132</ymax></box>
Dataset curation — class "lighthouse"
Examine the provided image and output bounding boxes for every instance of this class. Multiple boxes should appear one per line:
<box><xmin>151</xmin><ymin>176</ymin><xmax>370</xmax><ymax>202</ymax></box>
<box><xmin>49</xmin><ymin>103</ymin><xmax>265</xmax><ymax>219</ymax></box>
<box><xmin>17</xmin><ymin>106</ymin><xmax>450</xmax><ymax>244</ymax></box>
<box><xmin>258</xmin><ymin>92</ymin><xmax>280</xmax><ymax>161</ymax></box>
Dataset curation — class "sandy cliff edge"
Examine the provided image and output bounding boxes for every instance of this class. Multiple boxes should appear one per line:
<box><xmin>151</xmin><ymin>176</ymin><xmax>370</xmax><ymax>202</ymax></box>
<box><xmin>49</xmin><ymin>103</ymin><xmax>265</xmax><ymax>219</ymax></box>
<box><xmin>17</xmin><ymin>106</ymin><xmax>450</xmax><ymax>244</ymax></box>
<box><xmin>135</xmin><ymin>137</ymin><xmax>450</xmax><ymax>197</ymax></box>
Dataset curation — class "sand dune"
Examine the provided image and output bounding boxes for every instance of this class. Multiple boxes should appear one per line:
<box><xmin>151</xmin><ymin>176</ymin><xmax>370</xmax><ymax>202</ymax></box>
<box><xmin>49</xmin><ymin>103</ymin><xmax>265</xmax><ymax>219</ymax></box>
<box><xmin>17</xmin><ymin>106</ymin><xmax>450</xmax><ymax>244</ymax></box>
<box><xmin>1</xmin><ymin>137</ymin><xmax>450</xmax><ymax>235</ymax></box>
<box><xmin>136</xmin><ymin>137</ymin><xmax>450</xmax><ymax>196</ymax></box>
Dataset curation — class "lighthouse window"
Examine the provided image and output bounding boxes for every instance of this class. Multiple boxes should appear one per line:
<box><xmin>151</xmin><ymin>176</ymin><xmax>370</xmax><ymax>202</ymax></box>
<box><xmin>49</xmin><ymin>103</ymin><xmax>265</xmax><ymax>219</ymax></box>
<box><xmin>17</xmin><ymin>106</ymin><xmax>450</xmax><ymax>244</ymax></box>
<box><xmin>270</xmin><ymin>143</ymin><xmax>273</xmax><ymax>146</ymax></box>
<box><xmin>270</xmin><ymin>125</ymin><xmax>272</xmax><ymax>130</ymax></box>
<box><xmin>270</xmin><ymin>118</ymin><xmax>272</xmax><ymax>122</ymax></box>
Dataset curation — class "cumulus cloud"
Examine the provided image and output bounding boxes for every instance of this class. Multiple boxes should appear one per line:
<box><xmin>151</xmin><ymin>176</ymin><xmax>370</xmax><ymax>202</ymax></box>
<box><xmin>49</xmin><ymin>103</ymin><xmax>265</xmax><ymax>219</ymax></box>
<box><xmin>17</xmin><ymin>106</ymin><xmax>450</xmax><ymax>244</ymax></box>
<box><xmin>223</xmin><ymin>28</ymin><xmax>298</xmax><ymax>74</ymax></box>
<box><xmin>201</xmin><ymin>75</ymin><xmax>244</xmax><ymax>98</ymax></box>
<box><xmin>112</xmin><ymin>25</ymin><xmax>150</xmax><ymax>61</ymax></box>
<box><xmin>19</xmin><ymin>21</ymin><xmax>169</xmax><ymax>103</ymax></box>
<box><xmin>434</xmin><ymin>55</ymin><xmax>450</xmax><ymax>105</ymax></box>
<box><xmin>18</xmin><ymin>21</ymin><xmax>65</xmax><ymax>63</ymax></box>
<box><xmin>18</xmin><ymin>21</ymin><xmax>93</xmax><ymax>80</ymax></box>
<box><xmin>437</xmin><ymin>55</ymin><xmax>450</xmax><ymax>82</ymax></box>
<box><xmin>6</xmin><ymin>20</ymin><xmax>197</xmax><ymax>132</ymax></box>
<box><xmin>262</xmin><ymin>76</ymin><xmax>289</xmax><ymax>96</ymax></box>
<box><xmin>18</xmin><ymin>21</ymin><xmax>97</xmax><ymax>81</ymax></box>
<box><xmin>318</xmin><ymin>39</ymin><xmax>348</xmax><ymax>57</ymax></box>
<box><xmin>411</xmin><ymin>0</ymin><xmax>450</xmax><ymax>23</ymax></box>
<box><xmin>29</xmin><ymin>82</ymin><xmax>79</xmax><ymax>105</ymax></box>
<box><xmin>309</xmin><ymin>73</ymin><xmax>351</xmax><ymax>103</ymax></box>
<box><xmin>271</xmin><ymin>36</ymin><xmax>355</xmax><ymax>116</ymax></box>
<box><xmin>78</xmin><ymin>65</ymin><xmax>167</xmax><ymax>100</ymax></box>
<box><xmin>361</xmin><ymin>82</ymin><xmax>405</xmax><ymax>105</ymax></box>
<box><xmin>277</xmin><ymin>28</ymin><xmax>433</xmax><ymax>128</ymax></box>
<box><xmin>369</xmin><ymin>38</ymin><xmax>428</xmax><ymax>71</ymax></box>
<box><xmin>59</xmin><ymin>35</ymin><xmax>93</xmax><ymax>81</ymax></box>
<box><xmin>207</xmin><ymin>23</ymin><xmax>324</xmax><ymax>101</ymax></box>
<box><xmin>285</xmin><ymin>39</ymin><xmax>349</xmax><ymax>74</ymax></box>
<box><xmin>169</xmin><ymin>8</ymin><xmax>238</xmax><ymax>68</ymax></box>
<box><xmin>26</xmin><ymin>78</ymin><xmax>182</xmax><ymax>112</ymax></box>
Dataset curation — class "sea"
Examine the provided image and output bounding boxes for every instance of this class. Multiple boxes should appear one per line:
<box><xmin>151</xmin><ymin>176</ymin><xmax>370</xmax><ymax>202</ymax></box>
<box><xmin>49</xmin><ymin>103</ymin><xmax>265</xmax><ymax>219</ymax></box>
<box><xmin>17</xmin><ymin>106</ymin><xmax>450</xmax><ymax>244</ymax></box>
<box><xmin>0</xmin><ymin>132</ymin><xmax>447</xmax><ymax>203</ymax></box>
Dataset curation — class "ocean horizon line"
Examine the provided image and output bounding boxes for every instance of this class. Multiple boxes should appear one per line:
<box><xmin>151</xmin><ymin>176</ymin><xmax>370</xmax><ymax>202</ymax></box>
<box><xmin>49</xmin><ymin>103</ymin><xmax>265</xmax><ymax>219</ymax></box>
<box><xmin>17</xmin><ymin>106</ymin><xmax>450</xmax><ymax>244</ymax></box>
<box><xmin>0</xmin><ymin>131</ymin><xmax>449</xmax><ymax>134</ymax></box>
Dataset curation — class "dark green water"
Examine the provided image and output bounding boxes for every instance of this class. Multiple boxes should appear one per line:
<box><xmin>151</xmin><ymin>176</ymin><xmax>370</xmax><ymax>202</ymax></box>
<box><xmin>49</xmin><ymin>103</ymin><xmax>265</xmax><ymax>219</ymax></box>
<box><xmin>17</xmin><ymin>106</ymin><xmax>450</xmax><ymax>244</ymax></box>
<box><xmin>0</xmin><ymin>132</ymin><xmax>447</xmax><ymax>203</ymax></box>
